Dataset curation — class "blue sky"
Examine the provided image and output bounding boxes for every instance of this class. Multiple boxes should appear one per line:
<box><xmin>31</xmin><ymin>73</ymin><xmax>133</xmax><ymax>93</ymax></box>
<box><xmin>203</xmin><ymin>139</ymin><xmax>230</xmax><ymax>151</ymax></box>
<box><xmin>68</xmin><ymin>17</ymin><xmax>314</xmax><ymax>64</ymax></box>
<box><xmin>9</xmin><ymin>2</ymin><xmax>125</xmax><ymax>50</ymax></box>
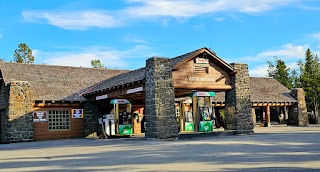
<box><xmin>1</xmin><ymin>0</ymin><xmax>320</xmax><ymax>76</ymax></box>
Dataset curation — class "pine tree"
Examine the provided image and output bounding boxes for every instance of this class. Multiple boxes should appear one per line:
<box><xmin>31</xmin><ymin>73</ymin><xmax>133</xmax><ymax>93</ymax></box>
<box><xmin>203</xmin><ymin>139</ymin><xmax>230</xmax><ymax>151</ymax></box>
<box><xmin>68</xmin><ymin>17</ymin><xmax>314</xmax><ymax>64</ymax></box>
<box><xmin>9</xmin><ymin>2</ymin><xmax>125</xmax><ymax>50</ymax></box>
<box><xmin>267</xmin><ymin>58</ymin><xmax>292</xmax><ymax>89</ymax></box>
<box><xmin>13</xmin><ymin>43</ymin><xmax>34</xmax><ymax>63</ymax></box>
<box><xmin>299</xmin><ymin>49</ymin><xmax>320</xmax><ymax>123</ymax></box>
<box><xmin>91</xmin><ymin>60</ymin><xmax>105</xmax><ymax>68</ymax></box>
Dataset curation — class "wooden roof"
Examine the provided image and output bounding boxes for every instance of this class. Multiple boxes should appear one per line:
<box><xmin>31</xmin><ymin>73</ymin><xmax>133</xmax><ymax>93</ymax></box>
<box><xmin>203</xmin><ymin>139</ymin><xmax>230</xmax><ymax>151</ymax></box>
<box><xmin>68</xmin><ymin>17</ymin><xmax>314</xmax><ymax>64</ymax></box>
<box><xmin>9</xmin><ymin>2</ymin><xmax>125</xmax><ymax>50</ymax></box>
<box><xmin>0</xmin><ymin>62</ymin><xmax>128</xmax><ymax>101</ymax></box>
<box><xmin>85</xmin><ymin>47</ymin><xmax>236</xmax><ymax>95</ymax></box>
<box><xmin>212</xmin><ymin>77</ymin><xmax>297</xmax><ymax>103</ymax></box>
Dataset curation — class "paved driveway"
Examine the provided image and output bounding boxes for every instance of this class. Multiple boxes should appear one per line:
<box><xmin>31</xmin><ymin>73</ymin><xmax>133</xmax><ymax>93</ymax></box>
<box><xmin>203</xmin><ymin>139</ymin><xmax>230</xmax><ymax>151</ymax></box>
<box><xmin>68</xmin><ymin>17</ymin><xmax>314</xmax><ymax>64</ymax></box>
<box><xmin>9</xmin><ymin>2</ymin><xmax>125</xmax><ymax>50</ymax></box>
<box><xmin>1</xmin><ymin>125</ymin><xmax>320</xmax><ymax>171</ymax></box>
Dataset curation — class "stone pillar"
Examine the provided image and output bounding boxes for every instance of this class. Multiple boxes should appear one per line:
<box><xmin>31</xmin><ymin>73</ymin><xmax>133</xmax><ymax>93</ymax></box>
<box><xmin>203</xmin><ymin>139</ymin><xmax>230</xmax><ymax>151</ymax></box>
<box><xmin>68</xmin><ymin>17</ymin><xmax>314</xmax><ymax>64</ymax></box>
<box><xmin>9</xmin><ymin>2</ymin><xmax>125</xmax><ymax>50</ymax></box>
<box><xmin>225</xmin><ymin>63</ymin><xmax>254</xmax><ymax>134</ymax></box>
<box><xmin>84</xmin><ymin>101</ymin><xmax>103</xmax><ymax>137</ymax></box>
<box><xmin>145</xmin><ymin>57</ymin><xmax>179</xmax><ymax>139</ymax></box>
<box><xmin>6</xmin><ymin>81</ymin><xmax>34</xmax><ymax>142</ymax></box>
<box><xmin>251</xmin><ymin>108</ymin><xmax>256</xmax><ymax>125</ymax></box>
<box><xmin>265</xmin><ymin>106</ymin><xmax>271</xmax><ymax>127</ymax></box>
<box><xmin>0</xmin><ymin>80</ymin><xmax>9</xmax><ymax>143</ymax></box>
<box><xmin>288</xmin><ymin>88</ymin><xmax>308</xmax><ymax>126</ymax></box>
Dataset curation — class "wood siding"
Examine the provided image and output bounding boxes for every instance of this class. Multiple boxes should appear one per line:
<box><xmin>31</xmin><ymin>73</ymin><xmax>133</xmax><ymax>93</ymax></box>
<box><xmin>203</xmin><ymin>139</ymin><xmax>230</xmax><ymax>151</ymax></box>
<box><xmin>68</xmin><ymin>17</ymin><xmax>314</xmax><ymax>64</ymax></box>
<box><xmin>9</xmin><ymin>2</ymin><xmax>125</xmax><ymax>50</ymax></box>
<box><xmin>33</xmin><ymin>105</ymin><xmax>84</xmax><ymax>140</ymax></box>
<box><xmin>173</xmin><ymin>59</ymin><xmax>232</xmax><ymax>90</ymax></box>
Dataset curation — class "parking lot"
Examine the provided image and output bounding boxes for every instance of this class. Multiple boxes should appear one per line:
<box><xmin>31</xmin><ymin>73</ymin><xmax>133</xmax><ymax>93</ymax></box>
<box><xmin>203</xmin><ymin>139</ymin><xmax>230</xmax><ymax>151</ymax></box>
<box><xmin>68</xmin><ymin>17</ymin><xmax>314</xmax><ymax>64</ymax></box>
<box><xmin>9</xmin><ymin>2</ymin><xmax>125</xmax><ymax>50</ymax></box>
<box><xmin>1</xmin><ymin>125</ymin><xmax>320</xmax><ymax>171</ymax></box>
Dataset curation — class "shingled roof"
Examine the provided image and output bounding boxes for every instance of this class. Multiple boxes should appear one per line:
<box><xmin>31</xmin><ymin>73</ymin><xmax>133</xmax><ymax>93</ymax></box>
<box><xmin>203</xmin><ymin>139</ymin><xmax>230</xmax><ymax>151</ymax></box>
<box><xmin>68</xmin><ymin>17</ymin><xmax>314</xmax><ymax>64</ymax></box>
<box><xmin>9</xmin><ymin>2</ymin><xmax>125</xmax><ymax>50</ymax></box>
<box><xmin>85</xmin><ymin>47</ymin><xmax>236</xmax><ymax>95</ymax></box>
<box><xmin>211</xmin><ymin>77</ymin><xmax>297</xmax><ymax>103</ymax></box>
<box><xmin>0</xmin><ymin>62</ymin><xmax>128</xmax><ymax>101</ymax></box>
<box><xmin>83</xmin><ymin>67</ymin><xmax>146</xmax><ymax>94</ymax></box>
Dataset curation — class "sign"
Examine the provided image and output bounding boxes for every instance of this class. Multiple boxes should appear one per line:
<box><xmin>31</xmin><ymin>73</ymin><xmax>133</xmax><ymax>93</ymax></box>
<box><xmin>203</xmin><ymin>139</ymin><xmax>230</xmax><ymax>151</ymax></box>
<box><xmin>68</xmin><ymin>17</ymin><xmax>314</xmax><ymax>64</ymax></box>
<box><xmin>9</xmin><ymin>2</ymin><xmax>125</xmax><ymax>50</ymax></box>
<box><xmin>33</xmin><ymin>111</ymin><xmax>48</xmax><ymax>122</ymax></box>
<box><xmin>110</xmin><ymin>99</ymin><xmax>131</xmax><ymax>104</ymax></box>
<box><xmin>183</xmin><ymin>99</ymin><xmax>192</xmax><ymax>104</ymax></box>
<box><xmin>72</xmin><ymin>109</ymin><xmax>84</xmax><ymax>118</ymax></box>
<box><xmin>192</xmin><ymin>92</ymin><xmax>215</xmax><ymax>97</ymax></box>
<box><xmin>195</xmin><ymin>57</ymin><xmax>209</xmax><ymax>64</ymax></box>
<box><xmin>96</xmin><ymin>94</ymin><xmax>108</xmax><ymax>100</ymax></box>
<box><xmin>127</xmin><ymin>87</ymin><xmax>143</xmax><ymax>94</ymax></box>
<box><xmin>188</xmin><ymin>77</ymin><xmax>215</xmax><ymax>82</ymax></box>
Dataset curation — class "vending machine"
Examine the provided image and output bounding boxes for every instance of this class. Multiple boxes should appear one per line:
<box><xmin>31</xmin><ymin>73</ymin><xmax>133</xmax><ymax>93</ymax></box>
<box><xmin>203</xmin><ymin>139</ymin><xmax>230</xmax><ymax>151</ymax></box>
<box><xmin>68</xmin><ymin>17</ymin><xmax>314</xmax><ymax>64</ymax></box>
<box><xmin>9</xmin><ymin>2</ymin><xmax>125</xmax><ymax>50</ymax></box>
<box><xmin>110</xmin><ymin>99</ymin><xmax>133</xmax><ymax>136</ymax></box>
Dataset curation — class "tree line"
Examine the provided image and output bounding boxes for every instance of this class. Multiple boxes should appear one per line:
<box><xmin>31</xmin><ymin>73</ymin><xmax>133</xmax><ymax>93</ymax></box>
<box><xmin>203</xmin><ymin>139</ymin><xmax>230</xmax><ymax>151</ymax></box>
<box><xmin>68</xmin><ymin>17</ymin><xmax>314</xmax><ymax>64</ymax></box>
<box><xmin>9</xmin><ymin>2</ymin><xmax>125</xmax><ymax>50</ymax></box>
<box><xmin>267</xmin><ymin>49</ymin><xmax>320</xmax><ymax>123</ymax></box>
<box><xmin>3</xmin><ymin>43</ymin><xmax>105</xmax><ymax>68</ymax></box>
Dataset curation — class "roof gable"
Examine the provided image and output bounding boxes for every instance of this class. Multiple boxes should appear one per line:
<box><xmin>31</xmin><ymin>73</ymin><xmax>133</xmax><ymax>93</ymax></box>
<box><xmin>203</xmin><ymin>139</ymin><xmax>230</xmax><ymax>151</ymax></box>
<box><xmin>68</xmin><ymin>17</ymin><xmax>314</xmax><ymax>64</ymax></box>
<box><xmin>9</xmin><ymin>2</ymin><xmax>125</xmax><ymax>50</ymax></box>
<box><xmin>170</xmin><ymin>47</ymin><xmax>236</xmax><ymax>74</ymax></box>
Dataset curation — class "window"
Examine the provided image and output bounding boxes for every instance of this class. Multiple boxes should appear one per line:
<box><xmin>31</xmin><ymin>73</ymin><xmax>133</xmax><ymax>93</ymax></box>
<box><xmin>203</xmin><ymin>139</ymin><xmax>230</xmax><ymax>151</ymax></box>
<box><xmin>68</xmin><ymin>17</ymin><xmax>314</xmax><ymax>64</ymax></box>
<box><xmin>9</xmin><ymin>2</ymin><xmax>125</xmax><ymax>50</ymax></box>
<box><xmin>48</xmin><ymin>110</ymin><xmax>70</xmax><ymax>130</ymax></box>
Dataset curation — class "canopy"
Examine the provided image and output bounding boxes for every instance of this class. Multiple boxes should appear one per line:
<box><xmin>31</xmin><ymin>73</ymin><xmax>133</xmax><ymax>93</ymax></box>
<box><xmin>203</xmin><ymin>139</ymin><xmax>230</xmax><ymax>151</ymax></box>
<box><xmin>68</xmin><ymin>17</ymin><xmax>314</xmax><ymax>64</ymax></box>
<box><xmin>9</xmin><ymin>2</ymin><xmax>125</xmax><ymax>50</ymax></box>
<box><xmin>110</xmin><ymin>99</ymin><xmax>131</xmax><ymax>104</ymax></box>
<box><xmin>191</xmin><ymin>91</ymin><xmax>215</xmax><ymax>97</ymax></box>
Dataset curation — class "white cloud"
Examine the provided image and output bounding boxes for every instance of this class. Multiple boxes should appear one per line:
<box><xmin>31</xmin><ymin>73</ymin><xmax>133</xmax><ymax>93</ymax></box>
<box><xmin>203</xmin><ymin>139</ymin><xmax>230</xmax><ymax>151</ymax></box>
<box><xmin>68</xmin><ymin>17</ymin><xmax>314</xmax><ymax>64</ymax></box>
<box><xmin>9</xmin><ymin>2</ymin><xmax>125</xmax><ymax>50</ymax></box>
<box><xmin>123</xmin><ymin>35</ymin><xmax>149</xmax><ymax>44</ymax></box>
<box><xmin>22</xmin><ymin>10</ymin><xmax>120</xmax><ymax>30</ymax></box>
<box><xmin>312</xmin><ymin>32</ymin><xmax>320</xmax><ymax>39</ymax></box>
<box><xmin>126</xmin><ymin>0</ymin><xmax>298</xmax><ymax>17</ymax></box>
<box><xmin>0</xmin><ymin>33</ymin><xmax>2</xmax><ymax>39</ymax></box>
<box><xmin>249</xmin><ymin>64</ymin><xmax>269</xmax><ymax>77</ymax></box>
<box><xmin>32</xmin><ymin>49</ymin><xmax>38</xmax><ymax>57</ymax></box>
<box><xmin>240</xmin><ymin>43</ymin><xmax>308</xmax><ymax>62</ymax></box>
<box><xmin>22</xmin><ymin>0</ymin><xmax>301</xmax><ymax>30</ymax></box>
<box><xmin>34</xmin><ymin>45</ymin><xmax>154</xmax><ymax>69</ymax></box>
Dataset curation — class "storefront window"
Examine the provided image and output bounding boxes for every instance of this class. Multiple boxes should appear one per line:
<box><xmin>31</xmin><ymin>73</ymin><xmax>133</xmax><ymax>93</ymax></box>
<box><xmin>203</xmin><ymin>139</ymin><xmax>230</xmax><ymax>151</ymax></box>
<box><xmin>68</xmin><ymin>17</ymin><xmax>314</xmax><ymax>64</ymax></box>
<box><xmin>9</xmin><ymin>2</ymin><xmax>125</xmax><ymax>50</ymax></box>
<box><xmin>48</xmin><ymin>110</ymin><xmax>70</xmax><ymax>130</ymax></box>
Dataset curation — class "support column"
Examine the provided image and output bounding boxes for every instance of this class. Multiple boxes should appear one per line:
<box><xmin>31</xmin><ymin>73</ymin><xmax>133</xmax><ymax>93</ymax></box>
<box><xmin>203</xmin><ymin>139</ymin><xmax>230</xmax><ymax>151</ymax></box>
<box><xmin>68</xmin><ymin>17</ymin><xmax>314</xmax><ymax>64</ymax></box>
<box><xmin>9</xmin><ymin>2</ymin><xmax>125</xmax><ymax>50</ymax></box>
<box><xmin>265</xmin><ymin>106</ymin><xmax>271</xmax><ymax>127</ymax></box>
<box><xmin>225</xmin><ymin>63</ymin><xmax>254</xmax><ymax>134</ymax></box>
<box><xmin>145</xmin><ymin>57</ymin><xmax>179</xmax><ymax>139</ymax></box>
<box><xmin>84</xmin><ymin>101</ymin><xmax>103</xmax><ymax>138</ymax></box>
<box><xmin>288</xmin><ymin>88</ymin><xmax>308</xmax><ymax>126</ymax></box>
<box><xmin>251</xmin><ymin>108</ymin><xmax>256</xmax><ymax>125</ymax></box>
<box><xmin>6</xmin><ymin>81</ymin><xmax>34</xmax><ymax>142</ymax></box>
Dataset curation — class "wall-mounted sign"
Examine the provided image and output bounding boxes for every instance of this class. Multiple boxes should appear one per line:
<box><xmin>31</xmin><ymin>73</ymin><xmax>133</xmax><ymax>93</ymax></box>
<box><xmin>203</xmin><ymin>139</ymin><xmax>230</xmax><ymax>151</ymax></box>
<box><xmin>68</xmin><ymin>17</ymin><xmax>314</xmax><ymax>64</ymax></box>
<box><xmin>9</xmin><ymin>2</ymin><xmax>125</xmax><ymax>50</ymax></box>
<box><xmin>195</xmin><ymin>57</ymin><xmax>209</xmax><ymax>64</ymax></box>
<box><xmin>188</xmin><ymin>77</ymin><xmax>215</xmax><ymax>82</ymax></box>
<box><xmin>96</xmin><ymin>94</ymin><xmax>108</xmax><ymax>100</ymax></box>
<box><xmin>127</xmin><ymin>87</ymin><xmax>143</xmax><ymax>94</ymax></box>
<box><xmin>72</xmin><ymin>109</ymin><xmax>84</xmax><ymax>118</ymax></box>
<box><xmin>33</xmin><ymin>111</ymin><xmax>48</xmax><ymax>122</ymax></box>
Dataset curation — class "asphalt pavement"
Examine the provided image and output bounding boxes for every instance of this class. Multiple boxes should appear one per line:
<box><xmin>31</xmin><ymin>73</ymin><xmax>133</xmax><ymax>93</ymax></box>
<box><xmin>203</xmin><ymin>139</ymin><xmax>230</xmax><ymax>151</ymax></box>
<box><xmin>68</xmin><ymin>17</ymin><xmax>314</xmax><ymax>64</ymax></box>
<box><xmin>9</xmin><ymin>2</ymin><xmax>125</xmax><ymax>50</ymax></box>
<box><xmin>0</xmin><ymin>125</ymin><xmax>320</xmax><ymax>171</ymax></box>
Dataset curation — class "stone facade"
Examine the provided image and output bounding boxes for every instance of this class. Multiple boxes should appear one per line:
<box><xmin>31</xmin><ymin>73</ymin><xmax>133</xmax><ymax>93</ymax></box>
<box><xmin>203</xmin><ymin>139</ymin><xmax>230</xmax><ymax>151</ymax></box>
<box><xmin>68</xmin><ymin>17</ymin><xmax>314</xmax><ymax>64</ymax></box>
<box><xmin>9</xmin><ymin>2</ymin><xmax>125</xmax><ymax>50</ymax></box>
<box><xmin>288</xmin><ymin>88</ymin><xmax>308</xmax><ymax>126</ymax></box>
<box><xmin>145</xmin><ymin>57</ymin><xmax>179</xmax><ymax>139</ymax></box>
<box><xmin>0</xmin><ymin>80</ymin><xmax>9</xmax><ymax>142</ymax></box>
<box><xmin>5</xmin><ymin>81</ymin><xmax>34</xmax><ymax>142</ymax></box>
<box><xmin>225</xmin><ymin>63</ymin><xmax>254</xmax><ymax>134</ymax></box>
<box><xmin>84</xmin><ymin>101</ymin><xmax>103</xmax><ymax>137</ymax></box>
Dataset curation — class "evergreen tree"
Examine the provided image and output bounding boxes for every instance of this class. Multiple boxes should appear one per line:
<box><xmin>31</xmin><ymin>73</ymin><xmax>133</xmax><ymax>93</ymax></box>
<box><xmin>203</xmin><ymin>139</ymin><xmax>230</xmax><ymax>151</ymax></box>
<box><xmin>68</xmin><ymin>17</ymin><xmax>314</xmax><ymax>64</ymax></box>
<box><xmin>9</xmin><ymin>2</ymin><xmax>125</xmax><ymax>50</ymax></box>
<box><xmin>299</xmin><ymin>49</ymin><xmax>320</xmax><ymax>122</ymax></box>
<box><xmin>91</xmin><ymin>59</ymin><xmax>105</xmax><ymax>68</ymax></box>
<box><xmin>267</xmin><ymin>58</ymin><xmax>292</xmax><ymax>89</ymax></box>
<box><xmin>13</xmin><ymin>43</ymin><xmax>34</xmax><ymax>63</ymax></box>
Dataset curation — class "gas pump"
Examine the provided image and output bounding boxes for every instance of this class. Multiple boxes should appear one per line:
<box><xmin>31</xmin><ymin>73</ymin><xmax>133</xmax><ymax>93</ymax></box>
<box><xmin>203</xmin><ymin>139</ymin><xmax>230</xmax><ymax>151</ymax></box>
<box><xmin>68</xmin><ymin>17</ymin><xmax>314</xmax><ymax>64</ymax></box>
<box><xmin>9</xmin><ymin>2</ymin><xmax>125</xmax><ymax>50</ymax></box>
<box><xmin>192</xmin><ymin>92</ymin><xmax>215</xmax><ymax>132</ymax></box>
<box><xmin>183</xmin><ymin>98</ymin><xmax>194</xmax><ymax>131</ymax></box>
<box><xmin>110</xmin><ymin>99</ymin><xmax>133</xmax><ymax>135</ymax></box>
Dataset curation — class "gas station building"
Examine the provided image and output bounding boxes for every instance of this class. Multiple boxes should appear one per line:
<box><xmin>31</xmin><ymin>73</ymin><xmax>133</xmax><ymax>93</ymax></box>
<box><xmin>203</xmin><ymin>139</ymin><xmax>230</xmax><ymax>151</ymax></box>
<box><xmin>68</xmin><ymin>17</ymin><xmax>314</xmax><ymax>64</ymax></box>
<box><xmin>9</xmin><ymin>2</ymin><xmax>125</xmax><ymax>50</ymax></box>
<box><xmin>0</xmin><ymin>47</ymin><xmax>308</xmax><ymax>142</ymax></box>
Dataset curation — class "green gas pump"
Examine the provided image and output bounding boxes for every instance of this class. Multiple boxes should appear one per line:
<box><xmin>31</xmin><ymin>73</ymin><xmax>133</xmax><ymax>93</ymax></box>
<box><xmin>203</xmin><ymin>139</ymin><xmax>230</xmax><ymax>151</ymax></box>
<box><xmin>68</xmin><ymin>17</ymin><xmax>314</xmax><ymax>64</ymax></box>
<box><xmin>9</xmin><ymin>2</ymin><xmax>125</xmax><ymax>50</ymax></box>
<box><xmin>192</xmin><ymin>92</ymin><xmax>215</xmax><ymax>133</ymax></box>
<box><xmin>110</xmin><ymin>99</ymin><xmax>133</xmax><ymax>135</ymax></box>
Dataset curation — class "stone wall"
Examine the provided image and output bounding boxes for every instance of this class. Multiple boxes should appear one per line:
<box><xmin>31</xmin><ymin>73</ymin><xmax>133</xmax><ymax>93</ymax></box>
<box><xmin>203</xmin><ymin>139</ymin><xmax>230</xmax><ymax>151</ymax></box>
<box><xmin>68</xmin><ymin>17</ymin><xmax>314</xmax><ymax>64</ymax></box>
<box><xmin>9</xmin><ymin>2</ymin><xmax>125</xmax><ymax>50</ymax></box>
<box><xmin>145</xmin><ymin>57</ymin><xmax>179</xmax><ymax>139</ymax></box>
<box><xmin>0</xmin><ymin>79</ymin><xmax>9</xmax><ymax>142</ymax></box>
<box><xmin>6</xmin><ymin>81</ymin><xmax>34</xmax><ymax>142</ymax></box>
<box><xmin>225</xmin><ymin>63</ymin><xmax>254</xmax><ymax>134</ymax></box>
<box><xmin>84</xmin><ymin>101</ymin><xmax>103</xmax><ymax>137</ymax></box>
<box><xmin>288</xmin><ymin>88</ymin><xmax>308</xmax><ymax>126</ymax></box>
